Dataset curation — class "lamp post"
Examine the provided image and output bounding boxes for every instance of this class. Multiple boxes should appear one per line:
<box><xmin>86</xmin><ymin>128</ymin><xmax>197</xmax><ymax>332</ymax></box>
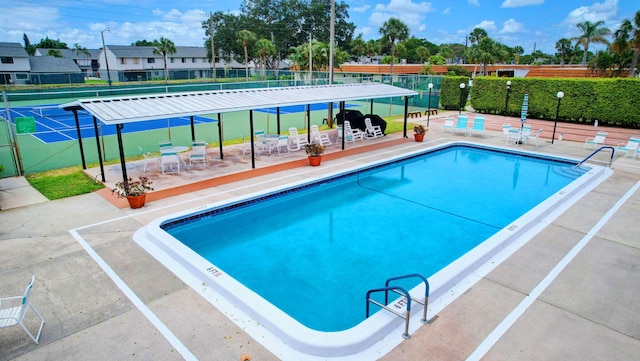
<box><xmin>551</xmin><ymin>91</ymin><xmax>564</xmax><ymax>144</ymax></box>
<box><xmin>426</xmin><ymin>82</ymin><xmax>433</xmax><ymax>127</ymax></box>
<box><xmin>100</xmin><ymin>28</ymin><xmax>112</xmax><ymax>87</ymax></box>
<box><xmin>504</xmin><ymin>80</ymin><xmax>511</xmax><ymax>116</ymax></box>
<box><xmin>459</xmin><ymin>82</ymin><xmax>466</xmax><ymax>114</ymax></box>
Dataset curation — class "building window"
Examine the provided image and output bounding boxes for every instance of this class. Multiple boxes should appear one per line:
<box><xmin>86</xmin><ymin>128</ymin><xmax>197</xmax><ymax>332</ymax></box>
<box><xmin>16</xmin><ymin>73</ymin><xmax>28</xmax><ymax>79</ymax></box>
<box><xmin>120</xmin><ymin>58</ymin><xmax>127</xmax><ymax>64</ymax></box>
<box><xmin>133</xmin><ymin>58</ymin><xmax>140</xmax><ymax>64</ymax></box>
<box><xmin>1</xmin><ymin>57</ymin><xmax>14</xmax><ymax>64</ymax></box>
<box><xmin>181</xmin><ymin>58</ymin><xmax>186</xmax><ymax>63</ymax></box>
<box><xmin>147</xmin><ymin>58</ymin><xmax>155</xmax><ymax>64</ymax></box>
<box><xmin>192</xmin><ymin>58</ymin><xmax>196</xmax><ymax>63</ymax></box>
<box><xmin>170</xmin><ymin>58</ymin><xmax>175</xmax><ymax>63</ymax></box>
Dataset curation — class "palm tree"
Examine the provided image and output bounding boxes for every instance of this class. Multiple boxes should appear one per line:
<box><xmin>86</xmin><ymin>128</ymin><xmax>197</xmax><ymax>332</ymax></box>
<box><xmin>416</xmin><ymin>46</ymin><xmax>430</xmax><ymax>64</ymax></box>
<box><xmin>513</xmin><ymin>45</ymin><xmax>524</xmax><ymax>64</ymax></box>
<box><xmin>439</xmin><ymin>46</ymin><xmax>453</xmax><ymax>63</ymax></box>
<box><xmin>254</xmin><ymin>38</ymin><xmax>276</xmax><ymax>79</ymax></box>
<box><xmin>365</xmin><ymin>39</ymin><xmax>380</xmax><ymax>64</ymax></box>
<box><xmin>574</xmin><ymin>20</ymin><xmax>611</xmax><ymax>66</ymax></box>
<box><xmin>555</xmin><ymin>38</ymin><xmax>572</xmax><ymax>67</ymax></box>
<box><xmin>350</xmin><ymin>35</ymin><xmax>366</xmax><ymax>63</ymax></box>
<box><xmin>237</xmin><ymin>30</ymin><xmax>257</xmax><ymax>81</ymax></box>
<box><xmin>153</xmin><ymin>37</ymin><xmax>176</xmax><ymax>84</ymax></box>
<box><xmin>469</xmin><ymin>28</ymin><xmax>488</xmax><ymax>45</ymax></box>
<box><xmin>379</xmin><ymin>18</ymin><xmax>409</xmax><ymax>74</ymax></box>
<box><xmin>619</xmin><ymin>10</ymin><xmax>640</xmax><ymax>77</ymax></box>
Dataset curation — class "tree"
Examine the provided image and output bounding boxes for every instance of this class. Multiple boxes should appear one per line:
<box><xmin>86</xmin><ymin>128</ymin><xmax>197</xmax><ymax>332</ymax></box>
<box><xmin>34</xmin><ymin>37</ymin><xmax>68</xmax><ymax>50</ymax></box>
<box><xmin>350</xmin><ymin>34</ymin><xmax>366</xmax><ymax>63</ymax></box>
<box><xmin>416</xmin><ymin>46</ymin><xmax>430</xmax><ymax>63</ymax></box>
<box><xmin>47</xmin><ymin>49</ymin><xmax>63</xmax><ymax>57</ymax></box>
<box><xmin>555</xmin><ymin>38</ymin><xmax>572</xmax><ymax>67</ymax></box>
<box><xmin>512</xmin><ymin>45</ymin><xmax>524</xmax><ymax>64</ymax></box>
<box><xmin>237</xmin><ymin>30</ymin><xmax>257</xmax><ymax>80</ymax></box>
<box><xmin>468</xmin><ymin>28</ymin><xmax>488</xmax><ymax>45</ymax></box>
<box><xmin>438</xmin><ymin>46</ymin><xmax>453</xmax><ymax>62</ymax></box>
<box><xmin>365</xmin><ymin>39</ymin><xmax>380</xmax><ymax>63</ymax></box>
<box><xmin>131</xmin><ymin>40</ymin><xmax>156</xmax><ymax>46</ymax></box>
<box><xmin>379</xmin><ymin>17</ymin><xmax>409</xmax><ymax>74</ymax></box>
<box><xmin>23</xmin><ymin>33</ymin><xmax>35</xmax><ymax>55</ymax></box>
<box><xmin>153</xmin><ymin>37</ymin><xmax>176</xmax><ymax>84</ymax></box>
<box><xmin>574</xmin><ymin>20</ymin><xmax>611</xmax><ymax>65</ymax></box>
<box><xmin>254</xmin><ymin>38</ymin><xmax>276</xmax><ymax>79</ymax></box>
<box><xmin>618</xmin><ymin>10</ymin><xmax>640</xmax><ymax>77</ymax></box>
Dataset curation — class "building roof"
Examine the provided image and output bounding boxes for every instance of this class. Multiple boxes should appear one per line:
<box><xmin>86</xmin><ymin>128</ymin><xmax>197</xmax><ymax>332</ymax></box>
<box><xmin>0</xmin><ymin>42</ymin><xmax>29</xmax><ymax>58</ymax></box>
<box><xmin>36</xmin><ymin>48</ymin><xmax>101</xmax><ymax>59</ymax></box>
<box><xmin>29</xmin><ymin>56</ymin><xmax>82</xmax><ymax>73</ymax></box>
<box><xmin>61</xmin><ymin>83</ymin><xmax>418</xmax><ymax>125</ymax></box>
<box><xmin>106</xmin><ymin>45</ymin><xmax>207</xmax><ymax>58</ymax></box>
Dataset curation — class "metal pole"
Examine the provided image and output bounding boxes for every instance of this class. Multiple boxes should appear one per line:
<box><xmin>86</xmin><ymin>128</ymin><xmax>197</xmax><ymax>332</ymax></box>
<box><xmin>552</xmin><ymin>92</ymin><xmax>564</xmax><ymax>144</ymax></box>
<box><xmin>93</xmin><ymin>116</ymin><xmax>105</xmax><ymax>182</ymax></box>
<box><xmin>249</xmin><ymin>110</ymin><xmax>255</xmax><ymax>169</ymax></box>
<box><xmin>217</xmin><ymin>113</ymin><xmax>223</xmax><ymax>159</ymax></box>
<box><xmin>72</xmin><ymin>110</ymin><xmax>86</xmax><ymax>169</ymax></box>
<box><xmin>116</xmin><ymin>124</ymin><xmax>128</xmax><ymax>183</ymax></box>
<box><xmin>101</xmin><ymin>28</ymin><xmax>112</xmax><ymax>87</ymax></box>
<box><xmin>403</xmin><ymin>97</ymin><xmax>409</xmax><ymax>138</ymax></box>
<box><xmin>426</xmin><ymin>83</ymin><xmax>433</xmax><ymax>127</ymax></box>
<box><xmin>504</xmin><ymin>81</ymin><xmax>511</xmax><ymax>116</ymax></box>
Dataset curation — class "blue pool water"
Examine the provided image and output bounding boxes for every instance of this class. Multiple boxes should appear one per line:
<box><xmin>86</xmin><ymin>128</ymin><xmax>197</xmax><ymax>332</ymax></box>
<box><xmin>162</xmin><ymin>145</ymin><xmax>582</xmax><ymax>332</ymax></box>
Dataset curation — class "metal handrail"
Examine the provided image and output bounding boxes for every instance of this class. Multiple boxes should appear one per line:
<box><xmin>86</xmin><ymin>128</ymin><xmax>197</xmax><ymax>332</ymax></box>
<box><xmin>366</xmin><ymin>286</ymin><xmax>412</xmax><ymax>339</ymax></box>
<box><xmin>385</xmin><ymin>273</ymin><xmax>430</xmax><ymax>324</ymax></box>
<box><xmin>575</xmin><ymin>146</ymin><xmax>615</xmax><ymax>168</ymax></box>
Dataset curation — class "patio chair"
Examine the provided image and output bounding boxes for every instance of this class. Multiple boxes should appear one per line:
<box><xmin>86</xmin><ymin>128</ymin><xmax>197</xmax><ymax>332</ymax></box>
<box><xmin>527</xmin><ymin>129</ymin><xmax>544</xmax><ymax>148</ymax></box>
<box><xmin>616</xmin><ymin>137</ymin><xmax>640</xmax><ymax>158</ymax></box>
<box><xmin>453</xmin><ymin>115</ymin><xmax>468</xmax><ymax>136</ymax></box>
<box><xmin>311</xmin><ymin>125</ymin><xmax>332</xmax><ymax>146</ymax></box>
<box><xmin>288</xmin><ymin>127</ymin><xmax>309</xmax><ymax>151</ymax></box>
<box><xmin>344</xmin><ymin>121</ymin><xmax>365</xmax><ymax>143</ymax></box>
<box><xmin>364</xmin><ymin>118</ymin><xmax>383</xmax><ymax>139</ymax></box>
<box><xmin>506</xmin><ymin>127</ymin><xmax>521</xmax><ymax>145</ymax></box>
<box><xmin>275</xmin><ymin>135</ymin><xmax>291</xmax><ymax>156</ymax></box>
<box><xmin>158</xmin><ymin>140</ymin><xmax>173</xmax><ymax>152</ymax></box>
<box><xmin>189</xmin><ymin>141</ymin><xmax>207</xmax><ymax>166</ymax></box>
<box><xmin>502</xmin><ymin>124</ymin><xmax>512</xmax><ymax>137</ymax></box>
<box><xmin>160</xmin><ymin>152</ymin><xmax>181</xmax><ymax>174</ymax></box>
<box><xmin>442</xmin><ymin>117</ymin><xmax>454</xmax><ymax>133</ymax></box>
<box><xmin>0</xmin><ymin>275</ymin><xmax>46</xmax><ymax>344</ymax></box>
<box><xmin>584</xmin><ymin>131</ymin><xmax>608</xmax><ymax>150</ymax></box>
<box><xmin>470</xmin><ymin>116</ymin><xmax>485</xmax><ymax>137</ymax></box>
<box><xmin>138</xmin><ymin>146</ymin><xmax>159</xmax><ymax>172</ymax></box>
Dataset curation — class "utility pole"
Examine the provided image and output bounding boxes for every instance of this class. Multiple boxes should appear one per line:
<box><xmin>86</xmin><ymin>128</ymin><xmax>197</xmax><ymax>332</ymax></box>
<box><xmin>209</xmin><ymin>14</ymin><xmax>216</xmax><ymax>81</ymax></box>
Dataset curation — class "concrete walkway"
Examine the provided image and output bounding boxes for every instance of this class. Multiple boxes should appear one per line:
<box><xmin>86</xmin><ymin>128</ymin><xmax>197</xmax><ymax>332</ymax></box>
<box><xmin>1</xmin><ymin>117</ymin><xmax>640</xmax><ymax>360</ymax></box>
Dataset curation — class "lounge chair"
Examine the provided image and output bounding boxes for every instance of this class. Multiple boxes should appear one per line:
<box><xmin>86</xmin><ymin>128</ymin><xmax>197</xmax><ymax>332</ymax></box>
<box><xmin>616</xmin><ymin>137</ymin><xmax>640</xmax><ymax>158</ymax></box>
<box><xmin>584</xmin><ymin>131</ymin><xmax>607</xmax><ymax>149</ymax></box>
<box><xmin>344</xmin><ymin>121</ymin><xmax>365</xmax><ymax>143</ymax></box>
<box><xmin>138</xmin><ymin>146</ymin><xmax>159</xmax><ymax>172</ymax></box>
<box><xmin>364</xmin><ymin>118</ymin><xmax>383</xmax><ymax>139</ymax></box>
<box><xmin>470</xmin><ymin>116</ymin><xmax>485</xmax><ymax>137</ymax></box>
<box><xmin>161</xmin><ymin>152</ymin><xmax>181</xmax><ymax>174</ymax></box>
<box><xmin>288</xmin><ymin>127</ymin><xmax>309</xmax><ymax>151</ymax></box>
<box><xmin>158</xmin><ymin>140</ymin><xmax>172</xmax><ymax>152</ymax></box>
<box><xmin>506</xmin><ymin>127</ymin><xmax>521</xmax><ymax>145</ymax></box>
<box><xmin>0</xmin><ymin>275</ymin><xmax>46</xmax><ymax>344</ymax></box>
<box><xmin>442</xmin><ymin>117</ymin><xmax>454</xmax><ymax>133</ymax></box>
<box><xmin>453</xmin><ymin>115</ymin><xmax>468</xmax><ymax>136</ymax></box>
<box><xmin>189</xmin><ymin>141</ymin><xmax>207</xmax><ymax>166</ymax></box>
<box><xmin>311</xmin><ymin>125</ymin><xmax>332</xmax><ymax>146</ymax></box>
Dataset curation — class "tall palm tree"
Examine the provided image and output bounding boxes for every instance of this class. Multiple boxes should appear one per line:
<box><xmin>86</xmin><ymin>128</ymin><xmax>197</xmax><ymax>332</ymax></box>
<box><xmin>574</xmin><ymin>20</ymin><xmax>611</xmax><ymax>66</ymax></box>
<box><xmin>153</xmin><ymin>37</ymin><xmax>176</xmax><ymax>84</ymax></box>
<box><xmin>468</xmin><ymin>28</ymin><xmax>488</xmax><ymax>45</ymax></box>
<box><xmin>619</xmin><ymin>10</ymin><xmax>640</xmax><ymax>77</ymax></box>
<box><xmin>438</xmin><ymin>46</ymin><xmax>453</xmax><ymax>62</ymax></box>
<box><xmin>237</xmin><ymin>30</ymin><xmax>257</xmax><ymax>81</ymax></box>
<box><xmin>379</xmin><ymin>18</ymin><xmax>409</xmax><ymax>74</ymax></box>
<box><xmin>555</xmin><ymin>38</ymin><xmax>572</xmax><ymax>67</ymax></box>
<box><xmin>254</xmin><ymin>38</ymin><xmax>276</xmax><ymax>79</ymax></box>
<box><xmin>365</xmin><ymin>39</ymin><xmax>380</xmax><ymax>64</ymax></box>
<box><xmin>416</xmin><ymin>46</ymin><xmax>430</xmax><ymax>64</ymax></box>
<box><xmin>350</xmin><ymin>35</ymin><xmax>366</xmax><ymax>63</ymax></box>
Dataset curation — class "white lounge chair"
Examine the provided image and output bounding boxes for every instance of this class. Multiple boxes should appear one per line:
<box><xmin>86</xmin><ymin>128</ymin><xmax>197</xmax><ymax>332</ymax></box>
<box><xmin>138</xmin><ymin>146</ymin><xmax>159</xmax><ymax>172</ymax></box>
<box><xmin>364</xmin><ymin>118</ymin><xmax>383</xmax><ymax>139</ymax></box>
<box><xmin>161</xmin><ymin>152</ymin><xmax>181</xmax><ymax>174</ymax></box>
<box><xmin>584</xmin><ymin>131</ymin><xmax>607</xmax><ymax>149</ymax></box>
<box><xmin>311</xmin><ymin>125</ymin><xmax>332</xmax><ymax>146</ymax></box>
<box><xmin>189</xmin><ymin>141</ymin><xmax>207</xmax><ymax>166</ymax></box>
<box><xmin>527</xmin><ymin>129</ymin><xmax>544</xmax><ymax>148</ymax></box>
<box><xmin>0</xmin><ymin>275</ymin><xmax>46</xmax><ymax>344</ymax></box>
<box><xmin>506</xmin><ymin>127</ymin><xmax>521</xmax><ymax>145</ymax></box>
<box><xmin>288</xmin><ymin>127</ymin><xmax>309</xmax><ymax>151</ymax></box>
<box><xmin>158</xmin><ymin>140</ymin><xmax>172</xmax><ymax>152</ymax></box>
<box><xmin>616</xmin><ymin>137</ymin><xmax>640</xmax><ymax>158</ymax></box>
<box><xmin>343</xmin><ymin>121</ymin><xmax>365</xmax><ymax>143</ymax></box>
<box><xmin>442</xmin><ymin>117</ymin><xmax>454</xmax><ymax>133</ymax></box>
<box><xmin>470</xmin><ymin>116</ymin><xmax>485</xmax><ymax>137</ymax></box>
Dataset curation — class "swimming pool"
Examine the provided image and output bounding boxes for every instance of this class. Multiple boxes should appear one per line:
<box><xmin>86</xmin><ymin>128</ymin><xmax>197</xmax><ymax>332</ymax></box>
<box><xmin>135</xmin><ymin>142</ymin><xmax>611</xmax><ymax>358</ymax></box>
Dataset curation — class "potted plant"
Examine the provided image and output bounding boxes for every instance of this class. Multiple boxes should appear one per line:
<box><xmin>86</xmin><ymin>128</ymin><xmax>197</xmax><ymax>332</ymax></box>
<box><xmin>413</xmin><ymin>125</ymin><xmax>427</xmax><ymax>142</ymax></box>
<box><xmin>304</xmin><ymin>142</ymin><xmax>326</xmax><ymax>166</ymax></box>
<box><xmin>112</xmin><ymin>176</ymin><xmax>153</xmax><ymax>209</ymax></box>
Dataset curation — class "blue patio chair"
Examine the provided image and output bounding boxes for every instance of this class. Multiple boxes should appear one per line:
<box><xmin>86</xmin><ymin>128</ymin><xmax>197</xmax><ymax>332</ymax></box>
<box><xmin>470</xmin><ymin>116</ymin><xmax>485</xmax><ymax>137</ymax></box>
<box><xmin>453</xmin><ymin>115</ymin><xmax>468</xmax><ymax>136</ymax></box>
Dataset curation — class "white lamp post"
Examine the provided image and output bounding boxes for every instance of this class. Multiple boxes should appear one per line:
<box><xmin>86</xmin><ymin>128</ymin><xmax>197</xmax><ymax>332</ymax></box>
<box><xmin>426</xmin><ymin>82</ymin><xmax>434</xmax><ymax>127</ymax></box>
<box><xmin>459</xmin><ymin>82</ymin><xmax>466</xmax><ymax>114</ymax></box>
<box><xmin>100</xmin><ymin>28</ymin><xmax>112</xmax><ymax>87</ymax></box>
<box><xmin>504</xmin><ymin>80</ymin><xmax>511</xmax><ymax>116</ymax></box>
<box><xmin>551</xmin><ymin>91</ymin><xmax>564</xmax><ymax>144</ymax></box>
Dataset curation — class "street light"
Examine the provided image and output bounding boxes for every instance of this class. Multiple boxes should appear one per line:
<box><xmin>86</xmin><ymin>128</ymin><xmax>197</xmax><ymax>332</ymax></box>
<box><xmin>459</xmin><ymin>82</ymin><xmax>466</xmax><ymax>114</ymax></box>
<box><xmin>100</xmin><ymin>28</ymin><xmax>112</xmax><ymax>87</ymax></box>
<box><xmin>426</xmin><ymin>82</ymin><xmax>433</xmax><ymax>127</ymax></box>
<box><xmin>551</xmin><ymin>91</ymin><xmax>564</xmax><ymax>144</ymax></box>
<box><xmin>504</xmin><ymin>80</ymin><xmax>511</xmax><ymax>116</ymax></box>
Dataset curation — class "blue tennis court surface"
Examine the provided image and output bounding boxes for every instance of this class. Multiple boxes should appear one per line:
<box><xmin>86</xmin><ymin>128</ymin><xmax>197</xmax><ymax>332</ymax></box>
<box><xmin>255</xmin><ymin>103</ymin><xmax>355</xmax><ymax>114</ymax></box>
<box><xmin>4</xmin><ymin>104</ymin><xmax>217</xmax><ymax>144</ymax></box>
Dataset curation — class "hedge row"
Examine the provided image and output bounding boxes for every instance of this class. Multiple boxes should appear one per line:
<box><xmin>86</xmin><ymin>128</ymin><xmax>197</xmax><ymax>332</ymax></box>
<box><xmin>441</xmin><ymin>76</ymin><xmax>640</xmax><ymax>128</ymax></box>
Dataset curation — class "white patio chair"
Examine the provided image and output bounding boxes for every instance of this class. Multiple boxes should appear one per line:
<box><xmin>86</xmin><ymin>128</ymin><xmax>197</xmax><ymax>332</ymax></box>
<box><xmin>275</xmin><ymin>135</ymin><xmax>291</xmax><ymax>156</ymax></box>
<box><xmin>311</xmin><ymin>125</ymin><xmax>332</xmax><ymax>146</ymax></box>
<box><xmin>288</xmin><ymin>127</ymin><xmax>309</xmax><ymax>151</ymax></box>
<box><xmin>158</xmin><ymin>140</ymin><xmax>173</xmax><ymax>152</ymax></box>
<box><xmin>616</xmin><ymin>137</ymin><xmax>640</xmax><ymax>158</ymax></box>
<box><xmin>189</xmin><ymin>141</ymin><xmax>207</xmax><ymax>166</ymax></box>
<box><xmin>0</xmin><ymin>275</ymin><xmax>46</xmax><ymax>344</ymax></box>
<box><xmin>442</xmin><ymin>117</ymin><xmax>454</xmax><ymax>133</ymax></box>
<box><xmin>343</xmin><ymin>121</ymin><xmax>364</xmax><ymax>143</ymax></box>
<box><xmin>138</xmin><ymin>146</ymin><xmax>159</xmax><ymax>173</ymax></box>
<box><xmin>364</xmin><ymin>118</ymin><xmax>383</xmax><ymax>139</ymax></box>
<box><xmin>584</xmin><ymin>131</ymin><xmax>608</xmax><ymax>150</ymax></box>
<box><xmin>160</xmin><ymin>152</ymin><xmax>181</xmax><ymax>174</ymax></box>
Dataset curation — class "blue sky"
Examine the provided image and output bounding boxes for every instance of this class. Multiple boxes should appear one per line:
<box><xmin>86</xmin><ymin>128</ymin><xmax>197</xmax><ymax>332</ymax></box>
<box><xmin>0</xmin><ymin>0</ymin><xmax>637</xmax><ymax>54</ymax></box>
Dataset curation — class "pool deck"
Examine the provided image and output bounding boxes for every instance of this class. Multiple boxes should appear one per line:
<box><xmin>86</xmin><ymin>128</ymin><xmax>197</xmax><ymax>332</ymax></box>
<box><xmin>1</xmin><ymin>112</ymin><xmax>640</xmax><ymax>360</ymax></box>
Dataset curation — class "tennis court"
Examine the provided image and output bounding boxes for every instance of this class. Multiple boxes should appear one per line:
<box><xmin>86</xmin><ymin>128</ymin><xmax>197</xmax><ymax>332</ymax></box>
<box><xmin>5</xmin><ymin>104</ymin><xmax>217</xmax><ymax>144</ymax></box>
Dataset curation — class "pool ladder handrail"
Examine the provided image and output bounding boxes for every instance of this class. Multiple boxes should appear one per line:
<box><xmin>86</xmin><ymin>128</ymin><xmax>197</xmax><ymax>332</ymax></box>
<box><xmin>575</xmin><ymin>146</ymin><xmax>615</xmax><ymax>168</ymax></box>
<box><xmin>365</xmin><ymin>273</ymin><xmax>430</xmax><ymax>340</ymax></box>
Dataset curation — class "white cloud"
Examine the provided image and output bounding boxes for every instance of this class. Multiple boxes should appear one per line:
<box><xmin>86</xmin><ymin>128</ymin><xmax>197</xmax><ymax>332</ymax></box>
<box><xmin>368</xmin><ymin>0</ymin><xmax>435</xmax><ymax>35</ymax></box>
<box><xmin>352</xmin><ymin>5</ymin><xmax>371</xmax><ymax>13</ymax></box>
<box><xmin>500</xmin><ymin>18</ymin><xmax>526</xmax><ymax>34</ymax></box>
<box><xmin>472</xmin><ymin>20</ymin><xmax>497</xmax><ymax>32</ymax></box>
<box><xmin>443</xmin><ymin>7</ymin><xmax>451</xmax><ymax>14</ymax></box>
<box><xmin>564</xmin><ymin>0</ymin><xmax>618</xmax><ymax>24</ymax></box>
<box><xmin>501</xmin><ymin>0</ymin><xmax>544</xmax><ymax>8</ymax></box>
<box><xmin>468</xmin><ymin>0</ymin><xmax>480</xmax><ymax>6</ymax></box>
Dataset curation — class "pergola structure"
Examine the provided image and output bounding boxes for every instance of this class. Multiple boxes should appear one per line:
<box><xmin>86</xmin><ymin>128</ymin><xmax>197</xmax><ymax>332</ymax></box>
<box><xmin>60</xmin><ymin>83</ymin><xmax>418</xmax><ymax>183</ymax></box>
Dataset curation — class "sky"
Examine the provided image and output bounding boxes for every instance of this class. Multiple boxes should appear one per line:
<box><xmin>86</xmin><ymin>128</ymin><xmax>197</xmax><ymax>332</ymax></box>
<box><xmin>0</xmin><ymin>0</ymin><xmax>637</xmax><ymax>55</ymax></box>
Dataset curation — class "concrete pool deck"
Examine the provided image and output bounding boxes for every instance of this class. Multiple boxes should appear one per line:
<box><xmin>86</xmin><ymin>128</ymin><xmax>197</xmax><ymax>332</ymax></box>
<box><xmin>1</xmin><ymin>113</ymin><xmax>640</xmax><ymax>360</ymax></box>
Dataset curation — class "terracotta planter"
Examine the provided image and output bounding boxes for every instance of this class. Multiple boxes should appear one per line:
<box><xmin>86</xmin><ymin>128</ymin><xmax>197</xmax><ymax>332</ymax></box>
<box><xmin>126</xmin><ymin>194</ymin><xmax>146</xmax><ymax>209</ymax></box>
<box><xmin>414</xmin><ymin>133</ymin><xmax>425</xmax><ymax>142</ymax></box>
<box><xmin>308</xmin><ymin>155</ymin><xmax>322</xmax><ymax>166</ymax></box>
